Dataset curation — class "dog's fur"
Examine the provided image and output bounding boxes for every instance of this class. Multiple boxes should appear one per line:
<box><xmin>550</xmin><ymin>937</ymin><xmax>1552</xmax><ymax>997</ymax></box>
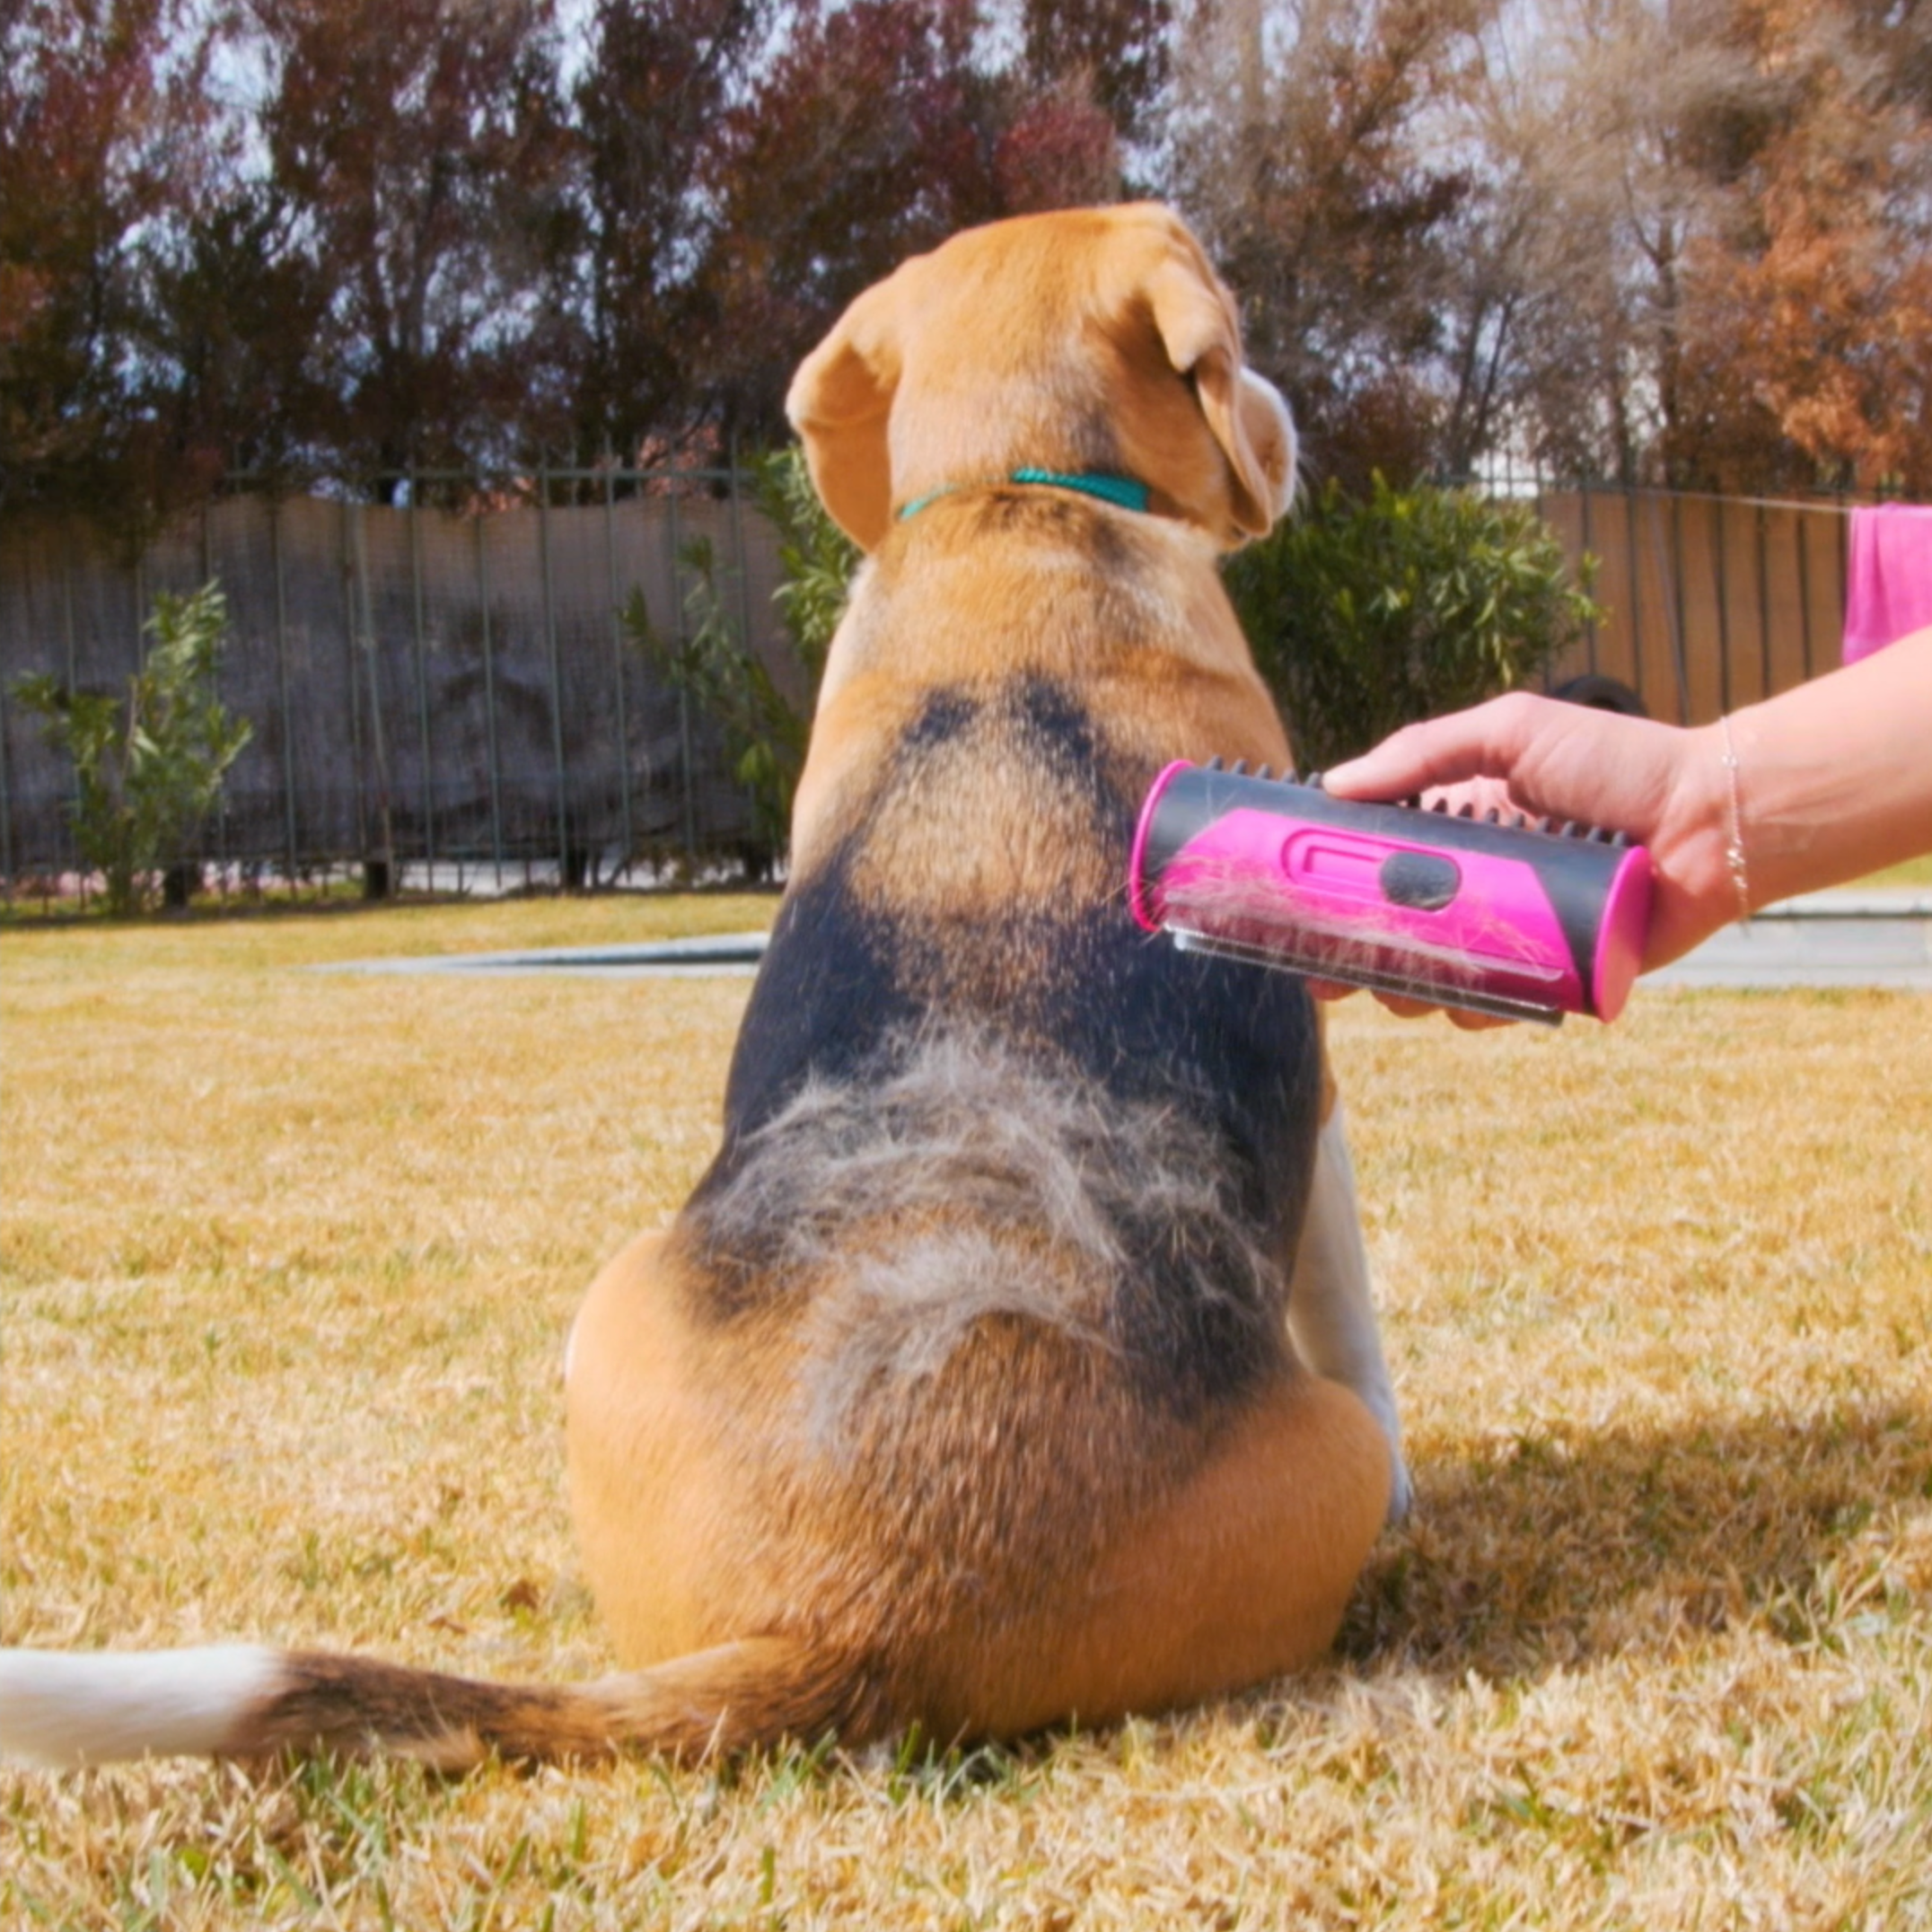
<box><xmin>0</xmin><ymin>205</ymin><xmax>1404</xmax><ymax>1770</ymax></box>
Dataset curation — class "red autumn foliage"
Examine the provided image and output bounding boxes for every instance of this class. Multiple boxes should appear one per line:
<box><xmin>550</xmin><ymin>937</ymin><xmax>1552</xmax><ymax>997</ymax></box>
<box><xmin>5</xmin><ymin>0</ymin><xmax>1930</xmax><ymax>518</ymax></box>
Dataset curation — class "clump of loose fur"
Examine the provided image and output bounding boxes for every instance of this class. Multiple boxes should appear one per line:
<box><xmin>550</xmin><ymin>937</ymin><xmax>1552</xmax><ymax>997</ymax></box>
<box><xmin>1157</xmin><ymin>857</ymin><xmax>1548</xmax><ymax>986</ymax></box>
<box><xmin>692</xmin><ymin>1025</ymin><xmax>1286</xmax><ymax>1449</ymax></box>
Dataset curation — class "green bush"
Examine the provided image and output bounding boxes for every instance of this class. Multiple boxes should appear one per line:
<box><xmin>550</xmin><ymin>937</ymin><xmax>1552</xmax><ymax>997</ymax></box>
<box><xmin>623</xmin><ymin>448</ymin><xmax>856</xmax><ymax>872</ymax></box>
<box><xmin>624</xmin><ymin>535</ymin><xmax>802</xmax><ymax>872</ymax></box>
<box><xmin>13</xmin><ymin>581</ymin><xmax>253</xmax><ymax>916</ymax></box>
<box><xmin>1222</xmin><ymin>475</ymin><xmax>1602</xmax><ymax>773</ymax></box>
<box><xmin>757</xmin><ymin>443</ymin><xmax>859</xmax><ymax>690</ymax></box>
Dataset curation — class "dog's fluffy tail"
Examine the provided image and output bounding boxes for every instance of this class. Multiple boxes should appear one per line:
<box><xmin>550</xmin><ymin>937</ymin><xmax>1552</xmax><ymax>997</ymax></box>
<box><xmin>0</xmin><ymin>1637</ymin><xmax>872</xmax><ymax>1771</ymax></box>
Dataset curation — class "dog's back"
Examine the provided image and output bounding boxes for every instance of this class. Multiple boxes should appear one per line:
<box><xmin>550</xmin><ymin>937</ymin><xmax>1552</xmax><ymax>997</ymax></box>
<box><xmin>655</xmin><ymin>482</ymin><xmax>1330</xmax><ymax>1730</ymax></box>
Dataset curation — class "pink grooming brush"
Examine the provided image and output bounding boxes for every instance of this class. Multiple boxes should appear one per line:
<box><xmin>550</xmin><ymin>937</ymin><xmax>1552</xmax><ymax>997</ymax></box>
<box><xmin>1130</xmin><ymin>760</ymin><xmax>1655</xmax><ymax>1025</ymax></box>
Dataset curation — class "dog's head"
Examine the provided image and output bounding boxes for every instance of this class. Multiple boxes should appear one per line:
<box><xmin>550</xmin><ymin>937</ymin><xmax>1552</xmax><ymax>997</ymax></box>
<box><xmin>786</xmin><ymin>205</ymin><xmax>1295</xmax><ymax>553</ymax></box>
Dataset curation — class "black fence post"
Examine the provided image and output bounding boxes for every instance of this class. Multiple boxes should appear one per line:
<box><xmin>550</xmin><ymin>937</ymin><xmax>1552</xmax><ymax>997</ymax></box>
<box><xmin>539</xmin><ymin>456</ymin><xmax>573</xmax><ymax>888</ymax></box>
<box><xmin>475</xmin><ymin>510</ymin><xmax>505</xmax><ymax>887</ymax></box>
<box><xmin>364</xmin><ymin>503</ymin><xmax>396</xmax><ymax>896</ymax></box>
<box><xmin>605</xmin><ymin>459</ymin><xmax>634</xmax><ymax>875</ymax></box>
<box><xmin>201</xmin><ymin>497</ymin><xmax>226</xmax><ymax>897</ymax></box>
<box><xmin>342</xmin><ymin>502</ymin><xmax>363</xmax><ymax>879</ymax></box>
<box><xmin>409</xmin><ymin>478</ymin><xmax>435</xmax><ymax>882</ymax></box>
<box><xmin>271</xmin><ymin>496</ymin><xmax>299</xmax><ymax>888</ymax></box>
<box><xmin>60</xmin><ymin>549</ymin><xmax>81</xmax><ymax>898</ymax></box>
<box><xmin>667</xmin><ymin>485</ymin><xmax>696</xmax><ymax>858</ymax></box>
<box><xmin>343</xmin><ymin>501</ymin><xmax>391</xmax><ymax>898</ymax></box>
<box><xmin>0</xmin><ymin>680</ymin><xmax>13</xmax><ymax>900</ymax></box>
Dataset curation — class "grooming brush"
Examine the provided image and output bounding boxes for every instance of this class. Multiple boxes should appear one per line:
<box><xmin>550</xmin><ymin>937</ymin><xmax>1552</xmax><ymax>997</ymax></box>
<box><xmin>1129</xmin><ymin>760</ymin><xmax>1655</xmax><ymax>1025</ymax></box>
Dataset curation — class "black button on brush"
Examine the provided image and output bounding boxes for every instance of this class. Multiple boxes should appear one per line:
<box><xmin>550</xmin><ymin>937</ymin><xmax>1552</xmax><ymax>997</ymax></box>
<box><xmin>1378</xmin><ymin>850</ymin><xmax>1462</xmax><ymax>912</ymax></box>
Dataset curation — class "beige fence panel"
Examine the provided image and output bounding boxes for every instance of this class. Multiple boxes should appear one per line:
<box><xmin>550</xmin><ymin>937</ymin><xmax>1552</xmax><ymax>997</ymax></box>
<box><xmin>1539</xmin><ymin>487</ymin><xmax>1854</xmax><ymax>724</ymax></box>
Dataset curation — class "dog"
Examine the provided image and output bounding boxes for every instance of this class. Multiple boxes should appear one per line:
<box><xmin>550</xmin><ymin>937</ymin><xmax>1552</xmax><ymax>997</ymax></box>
<box><xmin>0</xmin><ymin>204</ymin><xmax>1405</xmax><ymax>1770</ymax></box>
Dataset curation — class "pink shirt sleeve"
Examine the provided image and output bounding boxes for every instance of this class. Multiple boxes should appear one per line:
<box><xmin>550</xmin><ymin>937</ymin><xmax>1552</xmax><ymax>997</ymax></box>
<box><xmin>1843</xmin><ymin>505</ymin><xmax>1932</xmax><ymax>664</ymax></box>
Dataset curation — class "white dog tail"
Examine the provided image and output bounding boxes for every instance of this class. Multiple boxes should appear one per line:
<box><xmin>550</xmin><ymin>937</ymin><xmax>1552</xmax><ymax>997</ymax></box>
<box><xmin>0</xmin><ymin>1638</ymin><xmax>871</xmax><ymax>1770</ymax></box>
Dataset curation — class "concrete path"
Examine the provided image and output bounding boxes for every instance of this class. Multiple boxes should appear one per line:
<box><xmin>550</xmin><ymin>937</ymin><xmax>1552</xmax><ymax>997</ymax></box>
<box><xmin>1644</xmin><ymin>891</ymin><xmax>1932</xmax><ymax>992</ymax></box>
<box><xmin>322</xmin><ymin>930</ymin><xmax>770</xmax><ymax>979</ymax></box>
<box><xmin>326</xmin><ymin>890</ymin><xmax>1932</xmax><ymax>992</ymax></box>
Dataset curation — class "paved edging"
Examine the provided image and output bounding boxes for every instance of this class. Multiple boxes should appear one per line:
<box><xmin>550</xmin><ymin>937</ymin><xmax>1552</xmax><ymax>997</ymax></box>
<box><xmin>1644</xmin><ymin>916</ymin><xmax>1932</xmax><ymax>991</ymax></box>
<box><xmin>1755</xmin><ymin>890</ymin><xmax>1932</xmax><ymax>919</ymax></box>
<box><xmin>317</xmin><ymin>932</ymin><xmax>772</xmax><ymax>979</ymax></box>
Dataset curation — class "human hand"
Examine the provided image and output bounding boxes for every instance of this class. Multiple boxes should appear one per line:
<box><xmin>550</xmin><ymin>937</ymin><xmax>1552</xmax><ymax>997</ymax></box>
<box><xmin>1305</xmin><ymin>693</ymin><xmax>1740</xmax><ymax>1021</ymax></box>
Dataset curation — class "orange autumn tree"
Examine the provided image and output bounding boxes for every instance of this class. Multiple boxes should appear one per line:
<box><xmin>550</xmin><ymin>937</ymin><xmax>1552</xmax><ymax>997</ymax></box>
<box><xmin>1677</xmin><ymin>0</ymin><xmax>1932</xmax><ymax>495</ymax></box>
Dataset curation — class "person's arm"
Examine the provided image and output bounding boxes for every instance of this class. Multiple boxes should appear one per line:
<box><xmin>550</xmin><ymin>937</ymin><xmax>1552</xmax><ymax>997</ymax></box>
<box><xmin>1322</xmin><ymin>625</ymin><xmax>1932</xmax><ymax>976</ymax></box>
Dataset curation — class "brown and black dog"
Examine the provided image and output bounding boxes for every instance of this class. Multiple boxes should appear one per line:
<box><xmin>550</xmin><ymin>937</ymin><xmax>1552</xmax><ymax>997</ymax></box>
<box><xmin>0</xmin><ymin>205</ymin><xmax>1403</xmax><ymax>1770</ymax></box>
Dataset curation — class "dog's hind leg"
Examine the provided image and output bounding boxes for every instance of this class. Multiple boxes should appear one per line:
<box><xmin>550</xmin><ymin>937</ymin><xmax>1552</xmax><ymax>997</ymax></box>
<box><xmin>1286</xmin><ymin>1109</ymin><xmax>1411</xmax><ymax>1521</ymax></box>
<box><xmin>915</xmin><ymin>1368</ymin><xmax>1392</xmax><ymax>1739</ymax></box>
<box><xmin>566</xmin><ymin>1230</ymin><xmax>744</xmax><ymax>1671</ymax></box>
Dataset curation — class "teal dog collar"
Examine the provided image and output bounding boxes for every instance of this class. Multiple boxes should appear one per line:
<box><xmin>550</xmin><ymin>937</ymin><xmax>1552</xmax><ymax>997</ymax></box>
<box><xmin>898</xmin><ymin>470</ymin><xmax>1152</xmax><ymax>522</ymax></box>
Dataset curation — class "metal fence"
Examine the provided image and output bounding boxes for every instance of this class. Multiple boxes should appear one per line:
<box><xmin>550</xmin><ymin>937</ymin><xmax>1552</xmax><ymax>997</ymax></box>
<box><xmin>0</xmin><ymin>473</ymin><xmax>1863</xmax><ymax>900</ymax></box>
<box><xmin>0</xmin><ymin>466</ymin><xmax>794</xmax><ymax>897</ymax></box>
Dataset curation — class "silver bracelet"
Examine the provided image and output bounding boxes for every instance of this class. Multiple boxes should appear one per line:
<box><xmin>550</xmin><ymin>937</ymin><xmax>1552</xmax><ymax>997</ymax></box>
<box><xmin>1718</xmin><ymin>714</ymin><xmax>1750</xmax><ymax>922</ymax></box>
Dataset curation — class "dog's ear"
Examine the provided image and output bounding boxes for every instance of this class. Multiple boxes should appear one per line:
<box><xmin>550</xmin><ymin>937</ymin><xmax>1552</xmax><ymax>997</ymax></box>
<box><xmin>786</xmin><ymin>277</ymin><xmax>907</xmax><ymax>553</ymax></box>
<box><xmin>1145</xmin><ymin>257</ymin><xmax>1294</xmax><ymax>539</ymax></box>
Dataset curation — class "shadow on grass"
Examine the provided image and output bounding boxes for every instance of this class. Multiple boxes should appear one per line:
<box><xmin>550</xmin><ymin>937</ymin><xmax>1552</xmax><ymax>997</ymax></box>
<box><xmin>1335</xmin><ymin>1404</ymin><xmax>1931</xmax><ymax>1678</ymax></box>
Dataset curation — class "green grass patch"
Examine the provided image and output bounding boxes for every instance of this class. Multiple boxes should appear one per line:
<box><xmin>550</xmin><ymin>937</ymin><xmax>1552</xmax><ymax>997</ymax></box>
<box><xmin>1855</xmin><ymin>854</ymin><xmax>1932</xmax><ymax>890</ymax></box>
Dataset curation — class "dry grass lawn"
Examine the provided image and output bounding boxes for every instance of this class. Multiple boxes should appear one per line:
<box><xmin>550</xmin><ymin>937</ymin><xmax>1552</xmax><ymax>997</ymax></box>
<box><xmin>1863</xmin><ymin>855</ymin><xmax>1932</xmax><ymax>890</ymax></box>
<box><xmin>4</xmin><ymin>897</ymin><xmax>1930</xmax><ymax>1929</ymax></box>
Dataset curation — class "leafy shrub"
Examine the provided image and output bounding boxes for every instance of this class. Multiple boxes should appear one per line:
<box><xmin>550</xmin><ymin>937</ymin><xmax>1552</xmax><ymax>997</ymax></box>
<box><xmin>13</xmin><ymin>581</ymin><xmax>253</xmax><ymax>915</ymax></box>
<box><xmin>623</xmin><ymin>448</ymin><xmax>856</xmax><ymax>872</ymax></box>
<box><xmin>624</xmin><ymin>534</ymin><xmax>806</xmax><ymax>873</ymax></box>
<box><xmin>757</xmin><ymin>443</ymin><xmax>860</xmax><ymax>689</ymax></box>
<box><xmin>1222</xmin><ymin>475</ymin><xmax>1602</xmax><ymax>773</ymax></box>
